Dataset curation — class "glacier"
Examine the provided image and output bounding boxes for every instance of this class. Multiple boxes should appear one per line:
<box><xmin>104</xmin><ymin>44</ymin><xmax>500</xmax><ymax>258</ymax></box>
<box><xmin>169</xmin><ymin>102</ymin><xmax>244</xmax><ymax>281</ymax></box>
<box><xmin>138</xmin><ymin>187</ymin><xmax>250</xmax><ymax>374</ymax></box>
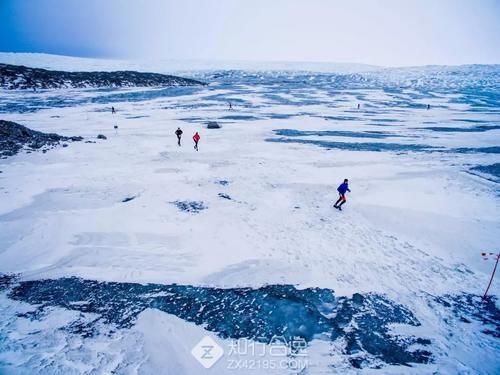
<box><xmin>0</xmin><ymin>53</ymin><xmax>499</xmax><ymax>374</ymax></box>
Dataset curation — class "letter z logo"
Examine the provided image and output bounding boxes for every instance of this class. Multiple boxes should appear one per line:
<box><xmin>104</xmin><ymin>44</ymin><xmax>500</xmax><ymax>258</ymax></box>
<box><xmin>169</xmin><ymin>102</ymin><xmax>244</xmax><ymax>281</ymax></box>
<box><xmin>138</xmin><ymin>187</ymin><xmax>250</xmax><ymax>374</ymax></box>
<box><xmin>191</xmin><ymin>336</ymin><xmax>224</xmax><ymax>369</ymax></box>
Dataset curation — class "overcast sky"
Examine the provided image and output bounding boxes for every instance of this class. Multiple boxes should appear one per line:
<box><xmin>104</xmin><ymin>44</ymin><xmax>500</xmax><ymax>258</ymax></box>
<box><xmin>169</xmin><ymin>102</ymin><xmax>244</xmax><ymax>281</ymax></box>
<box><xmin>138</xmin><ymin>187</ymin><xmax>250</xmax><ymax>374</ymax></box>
<box><xmin>1</xmin><ymin>0</ymin><xmax>499</xmax><ymax>66</ymax></box>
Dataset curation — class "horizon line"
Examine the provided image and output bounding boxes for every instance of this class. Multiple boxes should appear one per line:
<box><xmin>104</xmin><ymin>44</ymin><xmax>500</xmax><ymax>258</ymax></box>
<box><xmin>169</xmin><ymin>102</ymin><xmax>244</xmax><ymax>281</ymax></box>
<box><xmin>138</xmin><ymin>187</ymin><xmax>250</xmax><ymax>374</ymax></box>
<box><xmin>1</xmin><ymin>51</ymin><xmax>500</xmax><ymax>70</ymax></box>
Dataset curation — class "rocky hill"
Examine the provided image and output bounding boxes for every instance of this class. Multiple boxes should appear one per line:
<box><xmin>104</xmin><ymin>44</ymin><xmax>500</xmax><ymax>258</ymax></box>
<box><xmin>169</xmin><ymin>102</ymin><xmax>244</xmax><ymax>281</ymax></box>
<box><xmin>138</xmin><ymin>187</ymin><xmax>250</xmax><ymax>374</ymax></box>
<box><xmin>0</xmin><ymin>64</ymin><xmax>204</xmax><ymax>89</ymax></box>
<box><xmin>0</xmin><ymin>120</ymin><xmax>83</xmax><ymax>157</ymax></box>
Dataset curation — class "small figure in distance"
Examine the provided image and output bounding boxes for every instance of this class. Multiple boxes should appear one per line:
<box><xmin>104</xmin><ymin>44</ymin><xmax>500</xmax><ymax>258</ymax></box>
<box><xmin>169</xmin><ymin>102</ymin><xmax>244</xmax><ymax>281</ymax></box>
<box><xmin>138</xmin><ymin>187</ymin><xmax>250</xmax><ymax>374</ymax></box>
<box><xmin>357</xmin><ymin>103</ymin><xmax>360</xmax><ymax>110</ymax></box>
<box><xmin>175</xmin><ymin>127</ymin><xmax>183</xmax><ymax>146</ymax></box>
<box><xmin>193</xmin><ymin>131</ymin><xmax>200</xmax><ymax>151</ymax></box>
<box><xmin>111</xmin><ymin>106</ymin><xmax>116</xmax><ymax>114</ymax></box>
<box><xmin>228</xmin><ymin>102</ymin><xmax>233</xmax><ymax>110</ymax></box>
<box><xmin>427</xmin><ymin>104</ymin><xmax>430</xmax><ymax>110</ymax></box>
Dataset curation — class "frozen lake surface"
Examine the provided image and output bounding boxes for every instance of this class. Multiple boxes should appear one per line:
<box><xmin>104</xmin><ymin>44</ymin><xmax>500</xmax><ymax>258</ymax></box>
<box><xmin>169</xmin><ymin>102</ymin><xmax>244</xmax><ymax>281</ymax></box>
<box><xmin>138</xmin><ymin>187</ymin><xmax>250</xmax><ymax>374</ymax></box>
<box><xmin>0</xmin><ymin>55</ymin><xmax>499</xmax><ymax>374</ymax></box>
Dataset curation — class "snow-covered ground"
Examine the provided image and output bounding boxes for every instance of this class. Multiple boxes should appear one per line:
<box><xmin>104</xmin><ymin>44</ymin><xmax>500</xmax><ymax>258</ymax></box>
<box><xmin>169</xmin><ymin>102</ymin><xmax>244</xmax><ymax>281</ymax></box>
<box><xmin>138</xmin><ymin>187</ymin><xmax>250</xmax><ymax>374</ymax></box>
<box><xmin>0</xmin><ymin>54</ymin><xmax>499</xmax><ymax>374</ymax></box>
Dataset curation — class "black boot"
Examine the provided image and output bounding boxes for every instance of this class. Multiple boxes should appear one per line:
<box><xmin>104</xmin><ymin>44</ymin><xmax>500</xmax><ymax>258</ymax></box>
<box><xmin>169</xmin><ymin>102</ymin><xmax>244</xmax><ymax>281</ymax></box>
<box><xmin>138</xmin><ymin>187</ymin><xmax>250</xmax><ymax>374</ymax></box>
<box><xmin>334</xmin><ymin>198</ymin><xmax>342</xmax><ymax>208</ymax></box>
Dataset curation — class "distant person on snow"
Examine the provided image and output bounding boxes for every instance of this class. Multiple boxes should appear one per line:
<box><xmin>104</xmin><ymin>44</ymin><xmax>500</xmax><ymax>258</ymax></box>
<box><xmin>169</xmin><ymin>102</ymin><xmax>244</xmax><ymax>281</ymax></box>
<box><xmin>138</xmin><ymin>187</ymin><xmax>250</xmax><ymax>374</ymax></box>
<box><xmin>427</xmin><ymin>104</ymin><xmax>430</xmax><ymax>110</ymax></box>
<box><xmin>228</xmin><ymin>102</ymin><xmax>233</xmax><ymax>110</ymax></box>
<box><xmin>175</xmin><ymin>127</ymin><xmax>183</xmax><ymax>146</ymax></box>
<box><xmin>193</xmin><ymin>132</ymin><xmax>201</xmax><ymax>151</ymax></box>
<box><xmin>111</xmin><ymin>106</ymin><xmax>116</xmax><ymax>114</ymax></box>
<box><xmin>357</xmin><ymin>103</ymin><xmax>360</xmax><ymax>110</ymax></box>
<box><xmin>334</xmin><ymin>179</ymin><xmax>351</xmax><ymax>211</ymax></box>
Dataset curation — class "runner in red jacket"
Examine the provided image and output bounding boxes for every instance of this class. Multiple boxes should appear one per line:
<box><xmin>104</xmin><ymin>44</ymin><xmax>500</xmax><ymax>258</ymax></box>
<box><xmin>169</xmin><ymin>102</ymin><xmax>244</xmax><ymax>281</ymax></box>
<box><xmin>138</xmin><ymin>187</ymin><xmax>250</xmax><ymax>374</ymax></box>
<box><xmin>193</xmin><ymin>132</ymin><xmax>200</xmax><ymax>151</ymax></box>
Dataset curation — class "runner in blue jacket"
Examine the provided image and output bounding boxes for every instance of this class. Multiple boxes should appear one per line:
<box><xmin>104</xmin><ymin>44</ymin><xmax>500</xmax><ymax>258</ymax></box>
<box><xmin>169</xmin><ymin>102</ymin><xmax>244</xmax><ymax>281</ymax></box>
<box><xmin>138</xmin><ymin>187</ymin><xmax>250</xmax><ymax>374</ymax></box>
<box><xmin>334</xmin><ymin>179</ymin><xmax>351</xmax><ymax>210</ymax></box>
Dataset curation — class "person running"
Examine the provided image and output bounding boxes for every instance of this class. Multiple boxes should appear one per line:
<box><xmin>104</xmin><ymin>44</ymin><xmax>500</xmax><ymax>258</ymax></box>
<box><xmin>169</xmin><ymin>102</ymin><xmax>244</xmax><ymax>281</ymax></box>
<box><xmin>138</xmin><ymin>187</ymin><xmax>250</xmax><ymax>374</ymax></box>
<box><xmin>111</xmin><ymin>106</ymin><xmax>116</xmax><ymax>114</ymax></box>
<box><xmin>175</xmin><ymin>127</ymin><xmax>183</xmax><ymax>146</ymax></box>
<box><xmin>334</xmin><ymin>178</ymin><xmax>351</xmax><ymax>211</ymax></box>
<box><xmin>193</xmin><ymin>131</ymin><xmax>200</xmax><ymax>151</ymax></box>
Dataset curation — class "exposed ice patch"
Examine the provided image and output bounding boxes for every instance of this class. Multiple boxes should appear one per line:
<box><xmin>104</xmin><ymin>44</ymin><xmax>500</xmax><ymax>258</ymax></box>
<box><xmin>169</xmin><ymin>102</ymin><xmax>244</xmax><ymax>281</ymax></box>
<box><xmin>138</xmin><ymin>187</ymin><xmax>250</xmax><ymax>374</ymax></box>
<box><xmin>470</xmin><ymin>163</ymin><xmax>500</xmax><ymax>182</ymax></box>
<box><xmin>433</xmin><ymin>293</ymin><xmax>499</xmax><ymax>338</ymax></box>
<box><xmin>125</xmin><ymin>115</ymin><xmax>150</xmax><ymax>119</ymax></box>
<box><xmin>274</xmin><ymin>128</ymin><xmax>401</xmax><ymax>139</ymax></box>
<box><xmin>267</xmin><ymin>137</ymin><xmax>438</xmax><ymax>152</ymax></box>
<box><xmin>3</xmin><ymin>276</ymin><xmax>435</xmax><ymax>368</ymax></box>
<box><xmin>172</xmin><ymin>200</ymin><xmax>207</xmax><ymax>213</ymax></box>
<box><xmin>421</xmin><ymin>125</ymin><xmax>500</xmax><ymax>132</ymax></box>
<box><xmin>219</xmin><ymin>115</ymin><xmax>260</xmax><ymax>121</ymax></box>
<box><xmin>454</xmin><ymin>146</ymin><xmax>500</xmax><ymax>154</ymax></box>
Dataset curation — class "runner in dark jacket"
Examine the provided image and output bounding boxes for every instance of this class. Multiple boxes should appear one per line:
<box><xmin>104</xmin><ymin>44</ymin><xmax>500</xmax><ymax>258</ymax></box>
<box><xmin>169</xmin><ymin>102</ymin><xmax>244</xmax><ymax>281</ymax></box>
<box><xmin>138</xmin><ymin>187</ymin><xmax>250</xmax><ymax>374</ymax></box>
<box><xmin>175</xmin><ymin>127</ymin><xmax>183</xmax><ymax>146</ymax></box>
<box><xmin>334</xmin><ymin>179</ymin><xmax>351</xmax><ymax>211</ymax></box>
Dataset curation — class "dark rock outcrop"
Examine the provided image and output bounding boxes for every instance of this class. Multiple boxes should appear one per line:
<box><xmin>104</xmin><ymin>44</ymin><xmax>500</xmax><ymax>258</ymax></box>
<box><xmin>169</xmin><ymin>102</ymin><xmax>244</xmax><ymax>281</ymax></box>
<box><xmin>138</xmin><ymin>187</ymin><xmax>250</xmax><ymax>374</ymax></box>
<box><xmin>0</xmin><ymin>64</ymin><xmax>205</xmax><ymax>90</ymax></box>
<box><xmin>0</xmin><ymin>120</ymin><xmax>82</xmax><ymax>157</ymax></box>
<box><xmin>207</xmin><ymin>121</ymin><xmax>221</xmax><ymax>129</ymax></box>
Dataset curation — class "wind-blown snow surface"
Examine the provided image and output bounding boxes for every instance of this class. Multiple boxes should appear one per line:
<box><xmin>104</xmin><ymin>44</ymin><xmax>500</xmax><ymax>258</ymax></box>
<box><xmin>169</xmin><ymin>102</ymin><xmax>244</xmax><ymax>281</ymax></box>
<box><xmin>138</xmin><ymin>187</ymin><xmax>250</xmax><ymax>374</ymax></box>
<box><xmin>0</xmin><ymin>54</ymin><xmax>499</xmax><ymax>374</ymax></box>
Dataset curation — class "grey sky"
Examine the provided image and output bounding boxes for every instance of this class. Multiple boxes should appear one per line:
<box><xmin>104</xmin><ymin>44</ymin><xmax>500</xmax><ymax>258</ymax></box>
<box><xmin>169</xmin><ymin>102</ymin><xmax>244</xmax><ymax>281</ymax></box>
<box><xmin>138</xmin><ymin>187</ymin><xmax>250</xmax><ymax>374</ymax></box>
<box><xmin>2</xmin><ymin>0</ymin><xmax>499</xmax><ymax>66</ymax></box>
